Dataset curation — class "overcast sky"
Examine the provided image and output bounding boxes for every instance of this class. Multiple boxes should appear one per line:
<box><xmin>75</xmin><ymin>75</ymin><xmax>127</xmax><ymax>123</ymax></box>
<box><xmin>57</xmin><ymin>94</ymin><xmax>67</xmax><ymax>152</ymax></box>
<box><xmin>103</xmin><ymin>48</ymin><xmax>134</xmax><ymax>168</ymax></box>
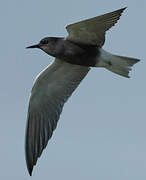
<box><xmin>0</xmin><ymin>0</ymin><xmax>146</xmax><ymax>179</ymax></box>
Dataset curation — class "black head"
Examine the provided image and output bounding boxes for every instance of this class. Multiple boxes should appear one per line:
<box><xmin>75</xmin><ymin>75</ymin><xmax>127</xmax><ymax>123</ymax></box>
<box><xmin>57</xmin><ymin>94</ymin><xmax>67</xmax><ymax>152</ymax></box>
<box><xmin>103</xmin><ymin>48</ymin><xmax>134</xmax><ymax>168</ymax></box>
<box><xmin>26</xmin><ymin>37</ymin><xmax>59</xmax><ymax>49</ymax></box>
<box><xmin>26</xmin><ymin>37</ymin><xmax>60</xmax><ymax>56</ymax></box>
<box><xmin>39</xmin><ymin>37</ymin><xmax>50</xmax><ymax>45</ymax></box>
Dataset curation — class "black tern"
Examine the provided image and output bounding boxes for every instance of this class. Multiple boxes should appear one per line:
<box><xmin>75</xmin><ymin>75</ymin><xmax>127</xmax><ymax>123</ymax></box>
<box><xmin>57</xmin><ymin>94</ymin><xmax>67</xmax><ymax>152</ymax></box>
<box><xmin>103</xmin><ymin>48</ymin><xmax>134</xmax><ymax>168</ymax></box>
<box><xmin>26</xmin><ymin>7</ymin><xmax>140</xmax><ymax>175</ymax></box>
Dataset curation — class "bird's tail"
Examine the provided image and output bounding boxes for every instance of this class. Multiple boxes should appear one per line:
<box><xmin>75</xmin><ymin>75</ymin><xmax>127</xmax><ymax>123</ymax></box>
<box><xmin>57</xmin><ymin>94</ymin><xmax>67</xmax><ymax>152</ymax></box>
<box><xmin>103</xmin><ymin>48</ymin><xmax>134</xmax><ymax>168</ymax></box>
<box><xmin>96</xmin><ymin>49</ymin><xmax>140</xmax><ymax>78</ymax></box>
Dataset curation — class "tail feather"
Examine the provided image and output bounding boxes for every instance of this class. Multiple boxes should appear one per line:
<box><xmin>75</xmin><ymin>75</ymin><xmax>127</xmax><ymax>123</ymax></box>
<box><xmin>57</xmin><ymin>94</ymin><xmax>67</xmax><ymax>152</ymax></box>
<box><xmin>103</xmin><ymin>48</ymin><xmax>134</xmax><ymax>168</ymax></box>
<box><xmin>97</xmin><ymin>49</ymin><xmax>140</xmax><ymax>78</ymax></box>
<box><xmin>106</xmin><ymin>55</ymin><xmax>140</xmax><ymax>78</ymax></box>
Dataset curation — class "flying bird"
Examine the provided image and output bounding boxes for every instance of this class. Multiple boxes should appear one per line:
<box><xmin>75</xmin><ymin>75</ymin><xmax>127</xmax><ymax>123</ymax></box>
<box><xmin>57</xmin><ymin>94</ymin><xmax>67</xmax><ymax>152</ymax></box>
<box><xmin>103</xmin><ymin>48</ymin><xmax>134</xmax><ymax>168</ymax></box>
<box><xmin>26</xmin><ymin>7</ymin><xmax>140</xmax><ymax>175</ymax></box>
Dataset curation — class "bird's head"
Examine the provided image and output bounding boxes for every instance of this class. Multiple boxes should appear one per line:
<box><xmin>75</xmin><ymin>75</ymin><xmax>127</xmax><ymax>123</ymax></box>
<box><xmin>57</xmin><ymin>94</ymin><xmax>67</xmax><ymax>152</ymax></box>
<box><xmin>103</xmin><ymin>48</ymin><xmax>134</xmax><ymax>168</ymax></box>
<box><xmin>26</xmin><ymin>37</ymin><xmax>58</xmax><ymax>56</ymax></box>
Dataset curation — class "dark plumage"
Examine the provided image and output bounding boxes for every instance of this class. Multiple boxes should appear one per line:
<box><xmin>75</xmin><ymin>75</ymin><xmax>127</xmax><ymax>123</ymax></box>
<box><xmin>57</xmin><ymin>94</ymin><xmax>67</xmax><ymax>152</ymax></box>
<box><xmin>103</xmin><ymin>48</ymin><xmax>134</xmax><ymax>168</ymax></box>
<box><xmin>26</xmin><ymin>7</ymin><xmax>140</xmax><ymax>175</ymax></box>
<box><xmin>39</xmin><ymin>37</ymin><xmax>100</xmax><ymax>66</ymax></box>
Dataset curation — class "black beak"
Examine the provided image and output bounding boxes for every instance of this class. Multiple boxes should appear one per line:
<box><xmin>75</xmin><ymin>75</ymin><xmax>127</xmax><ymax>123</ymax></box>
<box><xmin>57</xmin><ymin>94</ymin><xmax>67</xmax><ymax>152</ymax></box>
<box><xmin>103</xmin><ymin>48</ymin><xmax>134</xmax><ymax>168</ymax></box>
<box><xmin>26</xmin><ymin>44</ymin><xmax>40</xmax><ymax>49</ymax></box>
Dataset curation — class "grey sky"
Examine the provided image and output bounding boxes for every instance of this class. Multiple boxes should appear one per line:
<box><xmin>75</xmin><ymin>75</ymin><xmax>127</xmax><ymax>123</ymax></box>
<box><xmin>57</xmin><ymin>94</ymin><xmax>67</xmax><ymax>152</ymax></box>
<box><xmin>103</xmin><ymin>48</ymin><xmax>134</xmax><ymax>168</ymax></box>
<box><xmin>0</xmin><ymin>0</ymin><xmax>146</xmax><ymax>179</ymax></box>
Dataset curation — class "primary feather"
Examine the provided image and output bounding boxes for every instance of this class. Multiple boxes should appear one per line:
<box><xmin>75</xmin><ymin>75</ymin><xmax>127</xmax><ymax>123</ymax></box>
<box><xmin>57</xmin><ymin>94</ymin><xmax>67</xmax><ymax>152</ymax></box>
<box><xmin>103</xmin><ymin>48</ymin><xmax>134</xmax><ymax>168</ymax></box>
<box><xmin>25</xmin><ymin>59</ymin><xmax>90</xmax><ymax>175</ymax></box>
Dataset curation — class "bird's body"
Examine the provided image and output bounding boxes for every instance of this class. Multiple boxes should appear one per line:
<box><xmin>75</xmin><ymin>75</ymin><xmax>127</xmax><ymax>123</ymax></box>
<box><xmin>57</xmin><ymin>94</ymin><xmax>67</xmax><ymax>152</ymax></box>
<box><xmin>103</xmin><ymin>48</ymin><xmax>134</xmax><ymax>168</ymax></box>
<box><xmin>40</xmin><ymin>37</ymin><xmax>99</xmax><ymax>66</ymax></box>
<box><xmin>26</xmin><ymin>7</ymin><xmax>140</xmax><ymax>175</ymax></box>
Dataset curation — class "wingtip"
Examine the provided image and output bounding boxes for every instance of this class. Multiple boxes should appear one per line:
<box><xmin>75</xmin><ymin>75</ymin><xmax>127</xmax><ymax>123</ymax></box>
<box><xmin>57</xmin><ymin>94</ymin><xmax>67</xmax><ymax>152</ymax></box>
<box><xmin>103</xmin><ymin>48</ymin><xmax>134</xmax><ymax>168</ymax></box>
<box><xmin>122</xmin><ymin>7</ymin><xmax>127</xmax><ymax>11</ymax></box>
<box><xmin>123</xmin><ymin>7</ymin><xmax>127</xmax><ymax>10</ymax></box>
<box><xmin>25</xmin><ymin>154</ymin><xmax>34</xmax><ymax>176</ymax></box>
<box><xmin>27</xmin><ymin>165</ymin><xmax>33</xmax><ymax>176</ymax></box>
<box><xmin>118</xmin><ymin>7</ymin><xmax>127</xmax><ymax>13</ymax></box>
<box><xmin>114</xmin><ymin>7</ymin><xmax>127</xmax><ymax>14</ymax></box>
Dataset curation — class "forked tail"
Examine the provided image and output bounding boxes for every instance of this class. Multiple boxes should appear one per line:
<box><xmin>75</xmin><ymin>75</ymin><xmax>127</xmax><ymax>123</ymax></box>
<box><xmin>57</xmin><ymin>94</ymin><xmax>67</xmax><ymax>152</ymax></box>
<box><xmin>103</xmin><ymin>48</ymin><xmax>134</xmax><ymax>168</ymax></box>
<box><xmin>97</xmin><ymin>49</ymin><xmax>140</xmax><ymax>78</ymax></box>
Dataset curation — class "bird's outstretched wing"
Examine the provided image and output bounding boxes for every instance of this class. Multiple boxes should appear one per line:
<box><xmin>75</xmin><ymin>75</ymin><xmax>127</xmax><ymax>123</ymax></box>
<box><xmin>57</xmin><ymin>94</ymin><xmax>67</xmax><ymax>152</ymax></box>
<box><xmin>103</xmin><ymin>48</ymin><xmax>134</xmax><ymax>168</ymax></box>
<box><xmin>25</xmin><ymin>59</ymin><xmax>90</xmax><ymax>175</ymax></box>
<box><xmin>66</xmin><ymin>7</ymin><xmax>126</xmax><ymax>46</ymax></box>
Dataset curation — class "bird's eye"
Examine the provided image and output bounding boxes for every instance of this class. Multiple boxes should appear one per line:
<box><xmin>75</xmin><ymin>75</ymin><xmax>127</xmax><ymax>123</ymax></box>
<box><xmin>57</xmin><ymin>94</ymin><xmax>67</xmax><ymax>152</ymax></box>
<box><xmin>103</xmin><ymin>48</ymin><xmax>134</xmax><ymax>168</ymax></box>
<box><xmin>40</xmin><ymin>39</ymin><xmax>48</xmax><ymax>44</ymax></box>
